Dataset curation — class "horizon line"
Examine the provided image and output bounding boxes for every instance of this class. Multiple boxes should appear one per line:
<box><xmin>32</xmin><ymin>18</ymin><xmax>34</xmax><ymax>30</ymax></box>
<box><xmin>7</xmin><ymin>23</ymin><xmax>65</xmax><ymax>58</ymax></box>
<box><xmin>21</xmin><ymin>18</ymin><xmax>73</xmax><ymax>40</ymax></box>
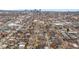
<box><xmin>0</xmin><ymin>9</ymin><xmax>79</xmax><ymax>12</ymax></box>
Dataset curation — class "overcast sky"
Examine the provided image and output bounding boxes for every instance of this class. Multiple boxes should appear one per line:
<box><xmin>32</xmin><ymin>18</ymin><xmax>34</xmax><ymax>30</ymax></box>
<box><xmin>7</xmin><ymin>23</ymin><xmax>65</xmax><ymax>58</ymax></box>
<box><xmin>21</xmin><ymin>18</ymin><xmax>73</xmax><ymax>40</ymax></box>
<box><xmin>0</xmin><ymin>0</ymin><xmax>79</xmax><ymax>10</ymax></box>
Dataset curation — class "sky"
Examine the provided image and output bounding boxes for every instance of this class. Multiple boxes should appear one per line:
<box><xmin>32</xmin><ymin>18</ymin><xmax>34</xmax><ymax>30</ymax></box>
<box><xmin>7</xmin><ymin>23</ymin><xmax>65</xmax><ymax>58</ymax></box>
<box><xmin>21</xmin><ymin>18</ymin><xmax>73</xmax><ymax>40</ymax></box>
<box><xmin>0</xmin><ymin>0</ymin><xmax>79</xmax><ymax>10</ymax></box>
